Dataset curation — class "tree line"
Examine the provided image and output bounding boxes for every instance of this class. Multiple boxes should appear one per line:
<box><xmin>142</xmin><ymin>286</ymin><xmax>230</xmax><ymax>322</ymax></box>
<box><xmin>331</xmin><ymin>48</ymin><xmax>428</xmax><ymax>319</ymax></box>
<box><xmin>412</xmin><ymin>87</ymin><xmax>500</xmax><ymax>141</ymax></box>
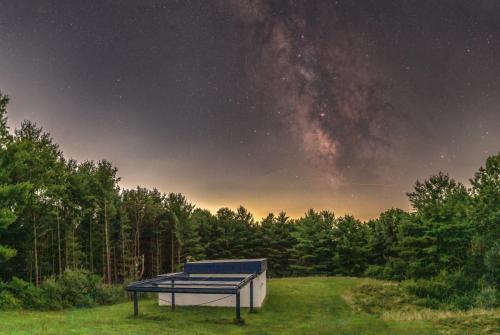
<box><xmin>0</xmin><ymin>92</ymin><xmax>499</xmax><ymax>307</ymax></box>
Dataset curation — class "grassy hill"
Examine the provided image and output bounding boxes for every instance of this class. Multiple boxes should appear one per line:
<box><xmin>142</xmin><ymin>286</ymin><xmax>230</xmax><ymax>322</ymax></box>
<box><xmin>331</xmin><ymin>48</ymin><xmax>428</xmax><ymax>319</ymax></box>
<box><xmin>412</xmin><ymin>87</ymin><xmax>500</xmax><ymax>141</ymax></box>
<box><xmin>0</xmin><ymin>277</ymin><xmax>496</xmax><ymax>335</ymax></box>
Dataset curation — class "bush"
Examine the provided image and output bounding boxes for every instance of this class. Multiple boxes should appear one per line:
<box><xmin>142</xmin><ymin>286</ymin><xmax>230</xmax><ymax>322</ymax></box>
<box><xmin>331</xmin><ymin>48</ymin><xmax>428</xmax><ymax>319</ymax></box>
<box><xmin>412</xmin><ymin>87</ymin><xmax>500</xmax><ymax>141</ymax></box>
<box><xmin>474</xmin><ymin>285</ymin><xmax>498</xmax><ymax>309</ymax></box>
<box><xmin>0</xmin><ymin>270</ymin><xmax>125</xmax><ymax>311</ymax></box>
<box><xmin>39</xmin><ymin>278</ymin><xmax>63</xmax><ymax>310</ymax></box>
<box><xmin>364</xmin><ymin>261</ymin><xmax>406</xmax><ymax>281</ymax></box>
<box><xmin>484</xmin><ymin>242</ymin><xmax>500</xmax><ymax>283</ymax></box>
<box><xmin>403</xmin><ymin>270</ymin><xmax>477</xmax><ymax>310</ymax></box>
<box><xmin>6</xmin><ymin>277</ymin><xmax>43</xmax><ymax>309</ymax></box>
<box><xmin>364</xmin><ymin>265</ymin><xmax>385</xmax><ymax>279</ymax></box>
<box><xmin>58</xmin><ymin>269</ymin><xmax>99</xmax><ymax>308</ymax></box>
<box><xmin>348</xmin><ymin>281</ymin><xmax>418</xmax><ymax>315</ymax></box>
<box><xmin>0</xmin><ymin>290</ymin><xmax>20</xmax><ymax>310</ymax></box>
<box><xmin>94</xmin><ymin>284</ymin><xmax>126</xmax><ymax>305</ymax></box>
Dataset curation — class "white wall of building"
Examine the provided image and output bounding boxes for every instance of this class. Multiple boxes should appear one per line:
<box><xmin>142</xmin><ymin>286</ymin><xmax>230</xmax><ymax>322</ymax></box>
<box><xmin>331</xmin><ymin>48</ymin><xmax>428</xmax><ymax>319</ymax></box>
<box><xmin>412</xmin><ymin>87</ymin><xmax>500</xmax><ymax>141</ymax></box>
<box><xmin>158</xmin><ymin>271</ymin><xmax>266</xmax><ymax>308</ymax></box>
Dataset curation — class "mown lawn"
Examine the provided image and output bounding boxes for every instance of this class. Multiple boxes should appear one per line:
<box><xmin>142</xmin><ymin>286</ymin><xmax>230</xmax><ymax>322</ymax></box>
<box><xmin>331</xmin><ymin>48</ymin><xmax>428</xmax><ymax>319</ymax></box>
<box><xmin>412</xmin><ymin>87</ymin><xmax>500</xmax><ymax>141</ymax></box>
<box><xmin>0</xmin><ymin>277</ymin><xmax>438</xmax><ymax>335</ymax></box>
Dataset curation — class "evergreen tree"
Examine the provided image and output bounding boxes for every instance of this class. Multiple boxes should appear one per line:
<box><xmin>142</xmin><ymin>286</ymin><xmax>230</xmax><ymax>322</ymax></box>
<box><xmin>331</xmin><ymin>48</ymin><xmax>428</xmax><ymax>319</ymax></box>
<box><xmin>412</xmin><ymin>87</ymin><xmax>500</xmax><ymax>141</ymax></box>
<box><xmin>394</xmin><ymin>173</ymin><xmax>472</xmax><ymax>279</ymax></box>
<box><xmin>166</xmin><ymin>193</ymin><xmax>203</xmax><ymax>268</ymax></box>
<box><xmin>0</xmin><ymin>93</ymin><xmax>23</xmax><ymax>262</ymax></box>
<box><xmin>332</xmin><ymin>215</ymin><xmax>368</xmax><ymax>276</ymax></box>
<box><xmin>192</xmin><ymin>208</ymin><xmax>216</xmax><ymax>259</ymax></box>
<box><xmin>291</xmin><ymin>210</ymin><xmax>335</xmax><ymax>275</ymax></box>
<box><xmin>95</xmin><ymin>160</ymin><xmax>120</xmax><ymax>284</ymax></box>
<box><xmin>365</xmin><ymin>208</ymin><xmax>408</xmax><ymax>278</ymax></box>
<box><xmin>469</xmin><ymin>153</ymin><xmax>500</xmax><ymax>284</ymax></box>
<box><xmin>261</xmin><ymin>212</ymin><xmax>296</xmax><ymax>277</ymax></box>
<box><xmin>233</xmin><ymin>206</ymin><xmax>258</xmax><ymax>259</ymax></box>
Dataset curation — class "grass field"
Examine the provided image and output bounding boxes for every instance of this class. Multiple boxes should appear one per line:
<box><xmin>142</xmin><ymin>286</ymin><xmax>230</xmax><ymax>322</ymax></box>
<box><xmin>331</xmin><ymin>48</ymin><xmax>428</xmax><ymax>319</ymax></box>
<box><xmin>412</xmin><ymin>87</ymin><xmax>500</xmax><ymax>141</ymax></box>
<box><xmin>0</xmin><ymin>277</ymin><xmax>489</xmax><ymax>335</ymax></box>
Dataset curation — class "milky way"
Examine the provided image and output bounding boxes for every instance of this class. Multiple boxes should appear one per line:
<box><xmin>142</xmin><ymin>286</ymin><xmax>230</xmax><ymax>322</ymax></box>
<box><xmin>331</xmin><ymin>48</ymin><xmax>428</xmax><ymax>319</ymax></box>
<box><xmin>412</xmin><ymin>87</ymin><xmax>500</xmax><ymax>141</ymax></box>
<box><xmin>227</xmin><ymin>1</ymin><xmax>395</xmax><ymax>185</ymax></box>
<box><xmin>1</xmin><ymin>1</ymin><xmax>500</xmax><ymax>219</ymax></box>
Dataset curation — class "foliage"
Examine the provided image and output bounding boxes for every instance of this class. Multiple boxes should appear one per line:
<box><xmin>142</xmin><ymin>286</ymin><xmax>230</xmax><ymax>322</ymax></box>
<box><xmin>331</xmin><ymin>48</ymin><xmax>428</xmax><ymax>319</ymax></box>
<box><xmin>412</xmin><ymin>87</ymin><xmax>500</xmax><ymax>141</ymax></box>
<box><xmin>469</xmin><ymin>155</ymin><xmax>500</xmax><ymax>285</ymax></box>
<box><xmin>0</xmin><ymin>269</ymin><xmax>125</xmax><ymax>310</ymax></box>
<box><xmin>0</xmin><ymin>92</ymin><xmax>21</xmax><ymax>262</ymax></box>
<box><xmin>333</xmin><ymin>215</ymin><xmax>368</xmax><ymax>276</ymax></box>
<box><xmin>94</xmin><ymin>283</ymin><xmax>127</xmax><ymax>305</ymax></box>
<box><xmin>0</xmin><ymin>92</ymin><xmax>499</xmax><ymax>314</ymax></box>
<box><xmin>260</xmin><ymin>212</ymin><xmax>296</xmax><ymax>277</ymax></box>
<box><xmin>0</xmin><ymin>290</ymin><xmax>20</xmax><ymax>309</ymax></box>
<box><xmin>348</xmin><ymin>279</ymin><xmax>500</xmax><ymax>335</ymax></box>
<box><xmin>403</xmin><ymin>270</ymin><xmax>477</xmax><ymax>310</ymax></box>
<box><xmin>290</xmin><ymin>210</ymin><xmax>335</xmax><ymax>275</ymax></box>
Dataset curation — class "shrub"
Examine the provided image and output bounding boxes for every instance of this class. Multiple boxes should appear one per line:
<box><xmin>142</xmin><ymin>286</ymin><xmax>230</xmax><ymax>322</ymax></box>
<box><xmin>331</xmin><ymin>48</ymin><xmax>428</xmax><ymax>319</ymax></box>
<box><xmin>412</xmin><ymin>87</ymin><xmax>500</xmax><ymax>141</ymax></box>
<box><xmin>6</xmin><ymin>277</ymin><xmax>43</xmax><ymax>309</ymax></box>
<box><xmin>348</xmin><ymin>281</ymin><xmax>418</xmax><ymax>315</ymax></box>
<box><xmin>449</xmin><ymin>293</ymin><xmax>475</xmax><ymax>310</ymax></box>
<box><xmin>474</xmin><ymin>285</ymin><xmax>498</xmax><ymax>309</ymax></box>
<box><xmin>39</xmin><ymin>278</ymin><xmax>63</xmax><ymax>310</ymax></box>
<box><xmin>403</xmin><ymin>270</ymin><xmax>477</xmax><ymax>310</ymax></box>
<box><xmin>58</xmin><ymin>269</ymin><xmax>99</xmax><ymax>308</ymax></box>
<box><xmin>364</xmin><ymin>265</ymin><xmax>385</xmax><ymax>279</ymax></box>
<box><xmin>484</xmin><ymin>242</ymin><xmax>500</xmax><ymax>283</ymax></box>
<box><xmin>0</xmin><ymin>290</ymin><xmax>20</xmax><ymax>310</ymax></box>
<box><xmin>0</xmin><ymin>270</ymin><xmax>125</xmax><ymax>310</ymax></box>
<box><xmin>93</xmin><ymin>284</ymin><xmax>126</xmax><ymax>305</ymax></box>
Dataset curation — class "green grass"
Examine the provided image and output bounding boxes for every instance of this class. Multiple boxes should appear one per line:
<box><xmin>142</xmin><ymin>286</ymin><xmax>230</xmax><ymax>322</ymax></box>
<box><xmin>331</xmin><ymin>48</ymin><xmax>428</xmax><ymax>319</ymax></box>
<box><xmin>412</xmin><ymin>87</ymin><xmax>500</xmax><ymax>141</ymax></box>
<box><xmin>347</xmin><ymin>279</ymin><xmax>500</xmax><ymax>335</ymax></box>
<box><xmin>0</xmin><ymin>277</ymin><xmax>439</xmax><ymax>335</ymax></box>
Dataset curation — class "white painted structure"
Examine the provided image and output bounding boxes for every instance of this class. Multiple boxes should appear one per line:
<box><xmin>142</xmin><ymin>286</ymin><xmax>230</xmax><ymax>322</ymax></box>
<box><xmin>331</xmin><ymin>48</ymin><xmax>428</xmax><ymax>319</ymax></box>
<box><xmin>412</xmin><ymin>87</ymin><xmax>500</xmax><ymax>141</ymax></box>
<box><xmin>158</xmin><ymin>259</ymin><xmax>267</xmax><ymax>308</ymax></box>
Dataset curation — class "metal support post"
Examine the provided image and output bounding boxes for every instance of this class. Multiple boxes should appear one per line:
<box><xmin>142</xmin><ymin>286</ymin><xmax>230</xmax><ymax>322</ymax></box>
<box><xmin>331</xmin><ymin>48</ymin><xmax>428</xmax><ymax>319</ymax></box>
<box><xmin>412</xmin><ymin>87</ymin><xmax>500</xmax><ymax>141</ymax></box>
<box><xmin>171</xmin><ymin>279</ymin><xmax>176</xmax><ymax>310</ymax></box>
<box><xmin>249</xmin><ymin>280</ymin><xmax>254</xmax><ymax>312</ymax></box>
<box><xmin>236</xmin><ymin>291</ymin><xmax>241</xmax><ymax>320</ymax></box>
<box><xmin>133</xmin><ymin>291</ymin><xmax>138</xmax><ymax>316</ymax></box>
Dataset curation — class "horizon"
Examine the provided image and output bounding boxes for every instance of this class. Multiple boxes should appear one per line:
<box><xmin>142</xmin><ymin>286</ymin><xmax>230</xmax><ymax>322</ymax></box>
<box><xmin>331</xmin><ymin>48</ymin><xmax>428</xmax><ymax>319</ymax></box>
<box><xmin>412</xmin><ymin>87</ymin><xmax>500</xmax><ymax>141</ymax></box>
<box><xmin>2</xmin><ymin>112</ymin><xmax>493</xmax><ymax>221</ymax></box>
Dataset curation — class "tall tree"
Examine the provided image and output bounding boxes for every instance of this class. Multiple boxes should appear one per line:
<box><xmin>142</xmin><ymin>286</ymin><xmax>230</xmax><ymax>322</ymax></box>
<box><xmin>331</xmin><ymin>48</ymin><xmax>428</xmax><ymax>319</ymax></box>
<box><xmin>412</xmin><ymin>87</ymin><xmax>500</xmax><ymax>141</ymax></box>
<box><xmin>291</xmin><ymin>210</ymin><xmax>335</xmax><ymax>275</ymax></box>
<box><xmin>332</xmin><ymin>215</ymin><xmax>369</xmax><ymax>276</ymax></box>
<box><xmin>366</xmin><ymin>208</ymin><xmax>407</xmax><ymax>268</ymax></box>
<box><xmin>261</xmin><ymin>212</ymin><xmax>296</xmax><ymax>277</ymax></box>
<box><xmin>395</xmin><ymin>173</ymin><xmax>472</xmax><ymax>279</ymax></box>
<box><xmin>167</xmin><ymin>193</ymin><xmax>203</xmax><ymax>268</ymax></box>
<box><xmin>95</xmin><ymin>160</ymin><xmax>120</xmax><ymax>284</ymax></box>
<box><xmin>5</xmin><ymin>121</ymin><xmax>65</xmax><ymax>285</ymax></box>
<box><xmin>469</xmin><ymin>153</ymin><xmax>500</xmax><ymax>284</ymax></box>
<box><xmin>0</xmin><ymin>93</ymin><xmax>23</xmax><ymax>263</ymax></box>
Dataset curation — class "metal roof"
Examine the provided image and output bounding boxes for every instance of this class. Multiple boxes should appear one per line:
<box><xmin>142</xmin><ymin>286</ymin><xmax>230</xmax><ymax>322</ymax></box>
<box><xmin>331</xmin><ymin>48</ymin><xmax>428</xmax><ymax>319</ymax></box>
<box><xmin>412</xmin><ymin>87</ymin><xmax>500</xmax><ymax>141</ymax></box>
<box><xmin>125</xmin><ymin>269</ymin><xmax>261</xmax><ymax>320</ymax></box>
<box><xmin>126</xmin><ymin>272</ymin><xmax>255</xmax><ymax>295</ymax></box>
<box><xmin>187</xmin><ymin>258</ymin><xmax>267</xmax><ymax>263</ymax></box>
<box><xmin>184</xmin><ymin>258</ymin><xmax>267</xmax><ymax>274</ymax></box>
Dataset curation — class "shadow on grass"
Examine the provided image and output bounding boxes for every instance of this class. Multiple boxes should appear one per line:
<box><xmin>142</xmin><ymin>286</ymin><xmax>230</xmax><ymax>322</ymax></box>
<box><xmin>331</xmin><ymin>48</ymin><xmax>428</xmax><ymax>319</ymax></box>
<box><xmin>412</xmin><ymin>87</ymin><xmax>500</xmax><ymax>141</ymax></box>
<box><xmin>126</xmin><ymin>313</ymin><xmax>172</xmax><ymax>322</ymax></box>
<box><xmin>197</xmin><ymin>318</ymin><xmax>245</xmax><ymax>326</ymax></box>
<box><xmin>126</xmin><ymin>313</ymin><xmax>246</xmax><ymax>326</ymax></box>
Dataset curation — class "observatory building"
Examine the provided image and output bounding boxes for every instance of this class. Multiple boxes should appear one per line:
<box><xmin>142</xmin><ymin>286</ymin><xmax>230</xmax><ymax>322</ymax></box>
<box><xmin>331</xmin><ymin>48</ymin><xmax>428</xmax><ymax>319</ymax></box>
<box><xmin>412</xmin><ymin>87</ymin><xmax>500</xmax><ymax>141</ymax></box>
<box><xmin>126</xmin><ymin>258</ymin><xmax>267</xmax><ymax>320</ymax></box>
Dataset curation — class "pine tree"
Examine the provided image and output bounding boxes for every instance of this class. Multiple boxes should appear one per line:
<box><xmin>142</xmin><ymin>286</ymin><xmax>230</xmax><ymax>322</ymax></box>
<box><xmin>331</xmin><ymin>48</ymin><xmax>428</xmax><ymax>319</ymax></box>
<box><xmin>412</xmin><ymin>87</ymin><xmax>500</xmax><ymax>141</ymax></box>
<box><xmin>261</xmin><ymin>212</ymin><xmax>296</xmax><ymax>277</ymax></box>
<box><xmin>291</xmin><ymin>209</ymin><xmax>335</xmax><ymax>275</ymax></box>
<box><xmin>167</xmin><ymin>193</ymin><xmax>203</xmax><ymax>268</ymax></box>
<box><xmin>332</xmin><ymin>215</ymin><xmax>368</xmax><ymax>276</ymax></box>
<box><xmin>469</xmin><ymin>153</ymin><xmax>500</xmax><ymax>284</ymax></box>
<box><xmin>0</xmin><ymin>93</ymin><xmax>18</xmax><ymax>262</ymax></box>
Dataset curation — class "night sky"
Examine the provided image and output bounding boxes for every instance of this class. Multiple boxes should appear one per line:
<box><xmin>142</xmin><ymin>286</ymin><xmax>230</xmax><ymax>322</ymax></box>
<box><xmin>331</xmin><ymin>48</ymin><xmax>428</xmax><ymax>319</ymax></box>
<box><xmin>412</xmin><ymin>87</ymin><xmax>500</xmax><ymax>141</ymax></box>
<box><xmin>1</xmin><ymin>1</ymin><xmax>499</xmax><ymax>220</ymax></box>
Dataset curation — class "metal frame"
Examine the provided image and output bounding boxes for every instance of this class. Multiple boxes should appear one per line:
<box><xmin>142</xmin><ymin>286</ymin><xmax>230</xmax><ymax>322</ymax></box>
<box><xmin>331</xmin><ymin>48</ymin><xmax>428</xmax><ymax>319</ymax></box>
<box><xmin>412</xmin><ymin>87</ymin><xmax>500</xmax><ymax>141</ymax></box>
<box><xmin>126</xmin><ymin>272</ymin><xmax>257</xmax><ymax>320</ymax></box>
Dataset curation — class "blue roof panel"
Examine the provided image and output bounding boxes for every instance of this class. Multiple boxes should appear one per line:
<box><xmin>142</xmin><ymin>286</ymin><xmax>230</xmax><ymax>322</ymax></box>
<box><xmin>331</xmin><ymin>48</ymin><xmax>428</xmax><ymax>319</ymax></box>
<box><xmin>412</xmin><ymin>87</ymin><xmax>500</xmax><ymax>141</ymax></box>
<box><xmin>184</xmin><ymin>259</ymin><xmax>267</xmax><ymax>274</ymax></box>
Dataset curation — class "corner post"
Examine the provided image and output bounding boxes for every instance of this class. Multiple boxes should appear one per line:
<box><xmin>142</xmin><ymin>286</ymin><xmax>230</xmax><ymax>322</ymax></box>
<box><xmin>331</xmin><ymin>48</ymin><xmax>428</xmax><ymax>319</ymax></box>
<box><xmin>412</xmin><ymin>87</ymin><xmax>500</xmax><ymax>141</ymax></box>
<box><xmin>235</xmin><ymin>290</ymin><xmax>241</xmax><ymax>320</ymax></box>
<box><xmin>249</xmin><ymin>280</ymin><xmax>254</xmax><ymax>312</ymax></box>
<box><xmin>133</xmin><ymin>291</ymin><xmax>138</xmax><ymax>316</ymax></box>
<box><xmin>171</xmin><ymin>279</ymin><xmax>176</xmax><ymax>310</ymax></box>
